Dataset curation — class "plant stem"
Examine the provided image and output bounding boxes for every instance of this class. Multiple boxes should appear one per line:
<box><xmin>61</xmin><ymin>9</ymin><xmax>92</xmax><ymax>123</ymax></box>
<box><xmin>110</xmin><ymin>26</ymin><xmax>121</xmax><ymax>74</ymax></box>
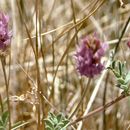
<box><xmin>69</xmin><ymin>93</ymin><xmax>129</xmax><ymax>126</ymax></box>
<box><xmin>17</xmin><ymin>1</ymin><xmax>43</xmax><ymax>129</ymax></box>
<box><xmin>0</xmin><ymin>94</ymin><xmax>3</xmax><ymax>113</ymax></box>
<box><xmin>1</xmin><ymin>57</ymin><xmax>11</xmax><ymax>130</ymax></box>
<box><xmin>113</xmin><ymin>16</ymin><xmax>130</xmax><ymax>59</ymax></box>
<box><xmin>71</xmin><ymin>0</ymin><xmax>78</xmax><ymax>44</ymax></box>
<box><xmin>69</xmin><ymin>78</ymin><xmax>91</xmax><ymax>119</ymax></box>
<box><xmin>35</xmin><ymin>0</ymin><xmax>41</xmax><ymax>129</ymax></box>
<box><xmin>102</xmin><ymin>72</ymin><xmax>109</xmax><ymax>130</ymax></box>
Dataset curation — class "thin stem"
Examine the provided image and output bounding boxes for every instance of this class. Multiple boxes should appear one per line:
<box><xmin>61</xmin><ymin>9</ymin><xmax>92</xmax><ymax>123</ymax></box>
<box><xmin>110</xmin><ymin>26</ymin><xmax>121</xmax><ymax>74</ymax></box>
<box><xmin>51</xmin><ymin>38</ymin><xmax>55</xmax><ymax>104</ymax></box>
<box><xmin>1</xmin><ymin>58</ymin><xmax>11</xmax><ymax>130</ymax></box>
<box><xmin>102</xmin><ymin>72</ymin><xmax>109</xmax><ymax>130</ymax></box>
<box><xmin>79</xmin><ymin>78</ymin><xmax>84</xmax><ymax>115</ymax></box>
<box><xmin>71</xmin><ymin>0</ymin><xmax>79</xmax><ymax>44</ymax></box>
<box><xmin>115</xmin><ymin>100</ymin><xmax>119</xmax><ymax>130</ymax></box>
<box><xmin>0</xmin><ymin>94</ymin><xmax>3</xmax><ymax>113</ymax></box>
<box><xmin>69</xmin><ymin>93</ymin><xmax>128</xmax><ymax>126</ymax></box>
<box><xmin>64</xmin><ymin>33</ymin><xmax>70</xmax><ymax>111</ymax></box>
<box><xmin>23</xmin><ymin>0</ymin><xmax>104</xmax><ymax>42</ymax></box>
<box><xmin>35</xmin><ymin>0</ymin><xmax>41</xmax><ymax>129</ymax></box>
<box><xmin>69</xmin><ymin>78</ymin><xmax>91</xmax><ymax>119</ymax></box>
<box><xmin>53</xmin><ymin>0</ymin><xmax>105</xmax><ymax>44</ymax></box>
<box><xmin>113</xmin><ymin>16</ymin><xmax>130</xmax><ymax>59</ymax></box>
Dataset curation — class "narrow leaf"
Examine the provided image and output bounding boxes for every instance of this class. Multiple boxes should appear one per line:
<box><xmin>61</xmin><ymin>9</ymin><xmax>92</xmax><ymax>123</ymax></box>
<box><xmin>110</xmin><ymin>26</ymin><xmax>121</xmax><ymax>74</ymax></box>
<box><xmin>118</xmin><ymin>61</ymin><xmax>122</xmax><ymax>76</ymax></box>
<box><xmin>112</xmin><ymin>60</ymin><xmax>116</xmax><ymax>69</ymax></box>
<box><xmin>56</xmin><ymin>114</ymin><xmax>62</xmax><ymax>123</ymax></box>
<box><xmin>2</xmin><ymin>111</ymin><xmax>8</xmax><ymax>126</ymax></box>
<box><xmin>125</xmin><ymin>72</ymin><xmax>130</xmax><ymax>83</ymax></box>
<box><xmin>44</xmin><ymin>119</ymin><xmax>54</xmax><ymax>128</ymax></box>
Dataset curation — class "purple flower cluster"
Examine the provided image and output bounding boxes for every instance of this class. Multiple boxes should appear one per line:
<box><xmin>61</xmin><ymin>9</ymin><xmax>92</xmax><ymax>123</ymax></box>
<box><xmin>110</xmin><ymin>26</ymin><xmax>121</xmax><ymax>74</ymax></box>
<box><xmin>74</xmin><ymin>34</ymin><xmax>108</xmax><ymax>78</ymax></box>
<box><xmin>0</xmin><ymin>12</ymin><xmax>12</xmax><ymax>56</ymax></box>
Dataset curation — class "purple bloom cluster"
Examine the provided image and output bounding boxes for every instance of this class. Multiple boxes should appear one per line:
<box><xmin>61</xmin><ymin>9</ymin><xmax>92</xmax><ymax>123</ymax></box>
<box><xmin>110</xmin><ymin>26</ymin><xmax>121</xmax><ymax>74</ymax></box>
<box><xmin>0</xmin><ymin>12</ymin><xmax>12</xmax><ymax>56</ymax></box>
<box><xmin>74</xmin><ymin>34</ymin><xmax>108</xmax><ymax>78</ymax></box>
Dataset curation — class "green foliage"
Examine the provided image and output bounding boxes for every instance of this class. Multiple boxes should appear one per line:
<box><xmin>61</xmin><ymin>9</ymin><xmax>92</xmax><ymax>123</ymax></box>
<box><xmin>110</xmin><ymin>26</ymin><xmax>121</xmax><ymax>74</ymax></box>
<box><xmin>0</xmin><ymin>111</ymin><xmax>9</xmax><ymax>130</ymax></box>
<box><xmin>108</xmin><ymin>60</ymin><xmax>130</xmax><ymax>94</ymax></box>
<box><xmin>44</xmin><ymin>112</ymin><xmax>69</xmax><ymax>130</ymax></box>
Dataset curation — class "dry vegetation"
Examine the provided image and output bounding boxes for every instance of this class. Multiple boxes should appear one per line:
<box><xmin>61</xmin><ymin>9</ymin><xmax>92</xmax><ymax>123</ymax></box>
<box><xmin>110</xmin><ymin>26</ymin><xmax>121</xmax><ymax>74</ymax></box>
<box><xmin>0</xmin><ymin>0</ymin><xmax>130</xmax><ymax>130</ymax></box>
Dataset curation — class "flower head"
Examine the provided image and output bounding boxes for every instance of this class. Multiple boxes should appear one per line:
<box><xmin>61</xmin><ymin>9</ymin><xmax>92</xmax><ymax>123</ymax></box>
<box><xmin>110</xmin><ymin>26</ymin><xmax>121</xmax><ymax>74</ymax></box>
<box><xmin>0</xmin><ymin>12</ymin><xmax>12</xmax><ymax>56</ymax></box>
<box><xmin>74</xmin><ymin>34</ymin><xmax>108</xmax><ymax>78</ymax></box>
<box><xmin>127</xmin><ymin>40</ymin><xmax>130</xmax><ymax>48</ymax></box>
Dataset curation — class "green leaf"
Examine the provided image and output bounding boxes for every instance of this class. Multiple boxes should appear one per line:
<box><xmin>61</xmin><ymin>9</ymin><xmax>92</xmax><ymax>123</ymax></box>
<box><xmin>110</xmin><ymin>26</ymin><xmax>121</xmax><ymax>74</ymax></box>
<box><xmin>45</xmin><ymin>119</ymin><xmax>54</xmax><ymax>128</ymax></box>
<box><xmin>49</xmin><ymin>112</ymin><xmax>58</xmax><ymax>124</ymax></box>
<box><xmin>45</xmin><ymin>126</ymin><xmax>52</xmax><ymax>130</ymax></box>
<box><xmin>55</xmin><ymin>122</ymin><xmax>64</xmax><ymax>128</ymax></box>
<box><xmin>53</xmin><ymin>118</ymin><xmax>58</xmax><ymax>125</ymax></box>
<box><xmin>62</xmin><ymin>120</ymin><xmax>69</xmax><ymax>126</ymax></box>
<box><xmin>125</xmin><ymin>72</ymin><xmax>130</xmax><ymax>83</ymax></box>
<box><xmin>0</xmin><ymin>126</ymin><xmax>5</xmax><ymax>130</ymax></box>
<box><xmin>55</xmin><ymin>126</ymin><xmax>61</xmax><ymax>130</ymax></box>
<box><xmin>0</xmin><ymin>120</ymin><xmax>3</xmax><ymax>126</ymax></box>
<box><xmin>56</xmin><ymin>114</ymin><xmax>62</xmax><ymax>123</ymax></box>
<box><xmin>117</xmin><ymin>78</ymin><xmax>125</xmax><ymax>85</ymax></box>
<box><xmin>49</xmin><ymin>113</ymin><xmax>56</xmax><ymax>119</ymax></box>
<box><xmin>119</xmin><ymin>85</ymin><xmax>128</xmax><ymax>91</ymax></box>
<box><xmin>112</xmin><ymin>60</ymin><xmax>116</xmax><ymax>69</ymax></box>
<box><xmin>113</xmin><ymin>70</ymin><xmax>120</xmax><ymax>78</ymax></box>
<box><xmin>121</xmin><ymin>62</ymin><xmax>125</xmax><ymax>72</ymax></box>
<box><xmin>2</xmin><ymin>111</ymin><xmax>8</xmax><ymax>126</ymax></box>
<box><xmin>118</xmin><ymin>61</ymin><xmax>122</xmax><ymax>76</ymax></box>
<box><xmin>45</xmin><ymin>112</ymin><xmax>69</xmax><ymax>130</ymax></box>
<box><xmin>44</xmin><ymin>119</ymin><xmax>54</xmax><ymax>129</ymax></box>
<box><xmin>108</xmin><ymin>60</ymin><xmax>130</xmax><ymax>93</ymax></box>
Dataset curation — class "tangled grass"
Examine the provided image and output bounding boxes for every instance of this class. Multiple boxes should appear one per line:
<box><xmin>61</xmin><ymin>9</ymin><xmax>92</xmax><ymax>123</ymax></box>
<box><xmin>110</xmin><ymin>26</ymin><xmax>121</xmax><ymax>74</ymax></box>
<box><xmin>0</xmin><ymin>0</ymin><xmax>130</xmax><ymax>130</ymax></box>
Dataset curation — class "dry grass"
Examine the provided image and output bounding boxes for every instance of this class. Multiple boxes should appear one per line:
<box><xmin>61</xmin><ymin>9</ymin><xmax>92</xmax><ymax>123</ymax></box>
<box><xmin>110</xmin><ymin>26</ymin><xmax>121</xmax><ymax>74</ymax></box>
<box><xmin>0</xmin><ymin>0</ymin><xmax>130</xmax><ymax>130</ymax></box>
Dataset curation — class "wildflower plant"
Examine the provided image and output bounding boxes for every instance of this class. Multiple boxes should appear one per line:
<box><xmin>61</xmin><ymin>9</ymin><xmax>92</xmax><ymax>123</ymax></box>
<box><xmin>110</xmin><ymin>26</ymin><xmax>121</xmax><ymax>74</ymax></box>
<box><xmin>44</xmin><ymin>113</ymin><xmax>69</xmax><ymax>130</ymax></box>
<box><xmin>74</xmin><ymin>34</ymin><xmax>108</xmax><ymax>78</ymax></box>
<box><xmin>0</xmin><ymin>1</ymin><xmax>129</xmax><ymax>130</ymax></box>
<box><xmin>0</xmin><ymin>11</ymin><xmax>12</xmax><ymax>129</ymax></box>
<box><xmin>108</xmin><ymin>60</ymin><xmax>130</xmax><ymax>94</ymax></box>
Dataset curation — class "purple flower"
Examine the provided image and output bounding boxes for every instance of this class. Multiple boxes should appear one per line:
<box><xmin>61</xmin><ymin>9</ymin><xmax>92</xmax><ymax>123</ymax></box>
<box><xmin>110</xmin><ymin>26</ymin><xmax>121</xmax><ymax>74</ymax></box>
<box><xmin>127</xmin><ymin>40</ymin><xmax>130</xmax><ymax>48</ymax></box>
<box><xmin>0</xmin><ymin>12</ymin><xmax>12</xmax><ymax>56</ymax></box>
<box><xmin>74</xmin><ymin>34</ymin><xmax>108</xmax><ymax>78</ymax></box>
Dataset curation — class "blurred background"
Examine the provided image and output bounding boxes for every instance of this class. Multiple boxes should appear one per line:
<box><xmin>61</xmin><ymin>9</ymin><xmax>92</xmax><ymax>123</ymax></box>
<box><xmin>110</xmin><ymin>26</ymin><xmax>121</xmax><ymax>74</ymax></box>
<box><xmin>0</xmin><ymin>0</ymin><xmax>130</xmax><ymax>130</ymax></box>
